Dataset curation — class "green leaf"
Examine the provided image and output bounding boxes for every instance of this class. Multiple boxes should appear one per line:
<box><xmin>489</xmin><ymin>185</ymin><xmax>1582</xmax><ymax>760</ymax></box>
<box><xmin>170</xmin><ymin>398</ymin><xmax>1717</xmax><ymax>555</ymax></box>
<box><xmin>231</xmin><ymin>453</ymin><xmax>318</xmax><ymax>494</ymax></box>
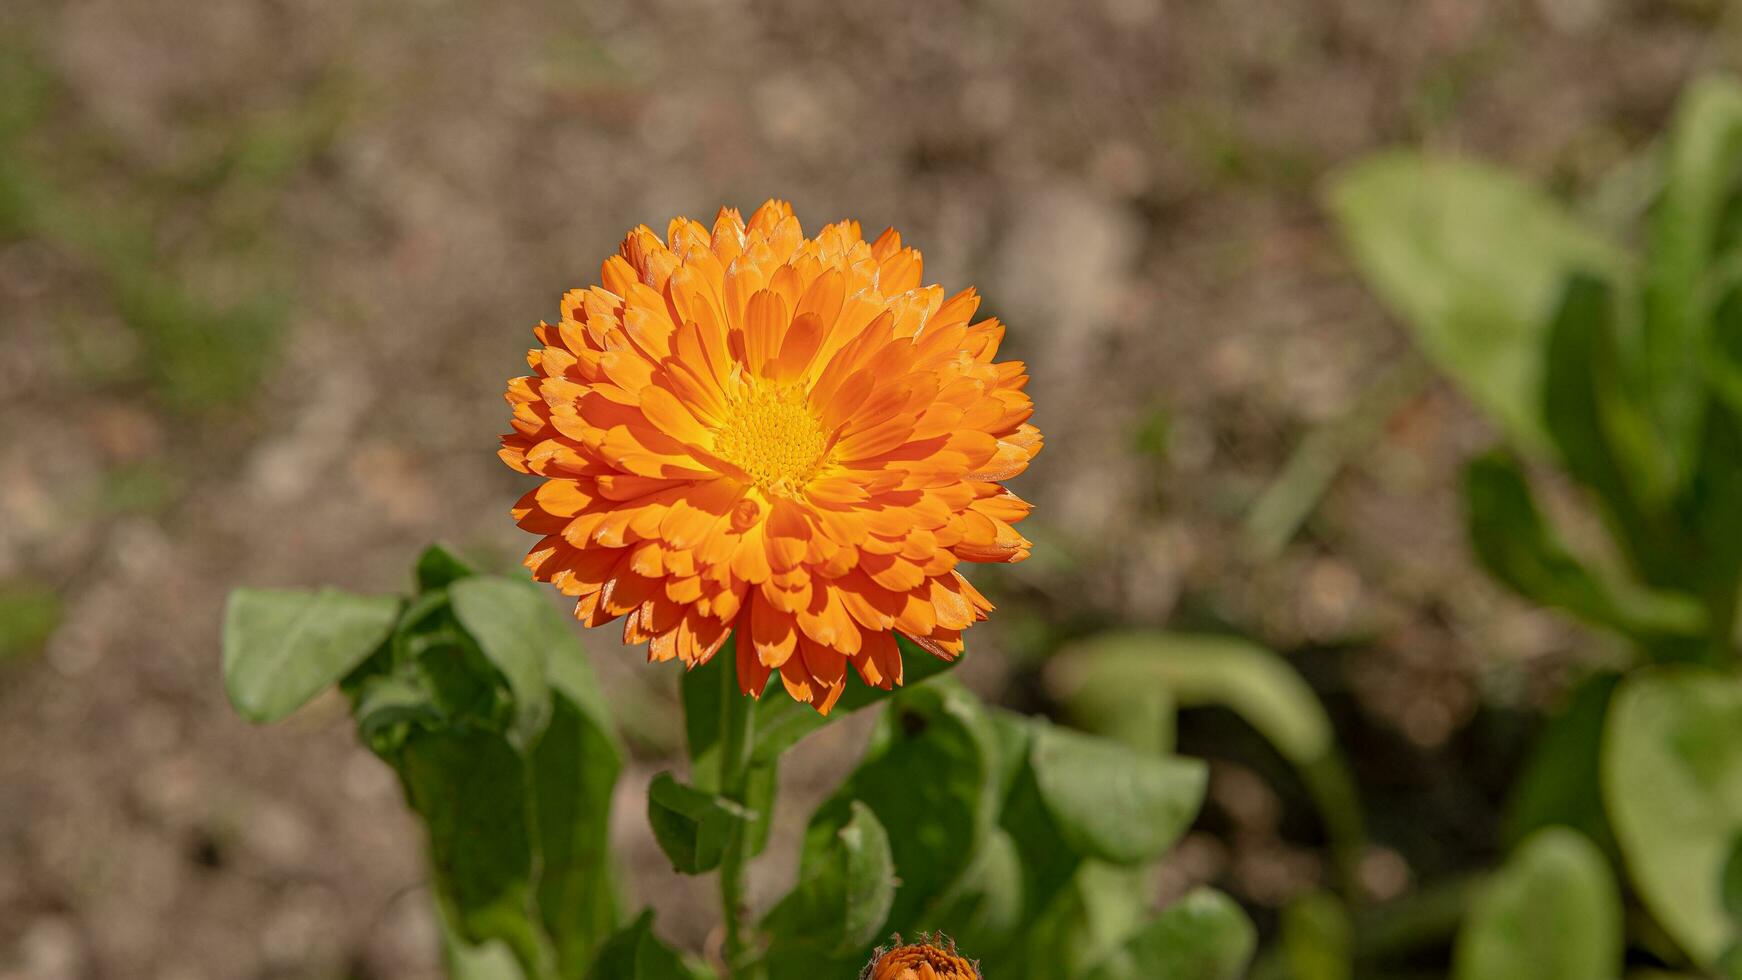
<box><xmin>1682</xmin><ymin>385</ymin><xmax>1742</xmax><ymax>621</ymax></box>
<box><xmin>1505</xmin><ymin>671</ymin><xmax>1621</xmax><ymax>852</ymax></box>
<box><xmin>677</xmin><ymin>640</ymin><xmax>775</xmax><ymax>860</ymax></box>
<box><xmin>1083</xmin><ymin>887</ymin><xmax>1256</xmax><ymax>980</ymax></box>
<box><xmin>440</xmin><ymin>914</ymin><xmax>530</xmax><ymax>980</ymax></box>
<box><xmin>1327</xmin><ymin>151</ymin><xmax>1622</xmax><ymax>449</ymax></box>
<box><xmin>543</xmin><ymin>604</ymin><xmax>617</xmax><ymax>742</ymax></box>
<box><xmin>750</xmin><ymin>634</ymin><xmax>959</xmax><ymax>764</ymax></box>
<box><xmin>398</xmin><ymin>727</ymin><xmax>552</xmax><ymax>976</ymax></box>
<box><xmin>1712</xmin><ymin>283</ymin><xmax>1742</xmax><ymax>416</ymax></box>
<box><xmin>1463</xmin><ymin>452</ymin><xmax>1703</xmax><ymax>638</ymax></box>
<box><xmin>1644</xmin><ymin>76</ymin><xmax>1742</xmax><ymax>472</ymax></box>
<box><xmin>646</xmin><ymin>772</ymin><xmax>754</xmax><ymax>876</ymax></box>
<box><xmin>588</xmin><ymin>910</ymin><xmax>715</xmax><ymax>980</ymax></box>
<box><xmin>1281</xmin><ymin>891</ymin><xmax>1352</xmax><ymax>980</ymax></box>
<box><xmin>990</xmin><ymin>757</ymin><xmax>1087</xmax><ymax>965</ymax></box>
<box><xmin>1604</xmin><ymin>667</ymin><xmax>1742</xmax><ymax>964</ymax></box>
<box><xmin>1723</xmin><ymin>833</ymin><xmax>1742</xmax><ymax>925</ymax></box>
<box><xmin>922</xmin><ymin>712</ymin><xmax>1033</xmax><ymax>956</ymax></box>
<box><xmin>1014</xmin><ymin>862</ymin><xmax>1153</xmax><ymax>980</ymax></box>
<box><xmin>353</xmin><ymin>673</ymin><xmax>443</xmax><ymax>746</ymax></box>
<box><xmin>1452</xmin><ymin>828</ymin><xmax>1622</xmax><ymax>980</ymax></box>
<box><xmin>533</xmin><ymin>668</ymin><xmax>624</xmax><ymax>978</ymax></box>
<box><xmin>449</xmin><ymin>576</ymin><xmax>557</xmax><ymax>747</ymax></box>
<box><xmin>1542</xmin><ymin>274</ymin><xmax>1675</xmax><ymax>544</ymax></box>
<box><xmin>926</xmin><ymin>826</ymin><xmax>1025</xmax><ymax>953</ymax></box>
<box><xmin>681</xmin><ymin>640</ymin><xmax>732</xmax><ymax>792</ymax></box>
<box><xmin>1051</xmin><ymin>632</ymin><xmax>1331</xmax><ymax>766</ymax></box>
<box><xmin>1464</xmin><ymin>449</ymin><xmax>1604</xmax><ymax>627</ymax></box>
<box><xmin>417</xmin><ymin>543</ymin><xmax>478</xmax><ymax>591</ymax></box>
<box><xmin>977</xmin><ymin>715</ymin><xmax>1213</xmax><ymax>979</ymax></box>
<box><xmin>1046</xmin><ymin>631</ymin><xmax>1358</xmax><ymax>872</ymax></box>
<box><xmin>762</xmin><ymin>801</ymin><xmax>896</xmax><ymax>958</ymax></box>
<box><xmin>1029</xmin><ymin>723</ymin><xmax>1206</xmax><ymax>865</ymax></box>
<box><xmin>803</xmin><ymin>679</ymin><xmax>998</xmax><ymax>937</ymax></box>
<box><xmin>223</xmin><ymin>587</ymin><xmax>401</xmax><ymax>723</ymax></box>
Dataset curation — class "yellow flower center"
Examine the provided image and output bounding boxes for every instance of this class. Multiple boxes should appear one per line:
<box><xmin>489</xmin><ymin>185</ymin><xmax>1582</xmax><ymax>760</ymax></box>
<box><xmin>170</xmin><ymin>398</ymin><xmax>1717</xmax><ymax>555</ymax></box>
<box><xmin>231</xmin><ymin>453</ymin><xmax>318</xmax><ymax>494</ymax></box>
<box><xmin>712</xmin><ymin>382</ymin><xmax>830</xmax><ymax>496</ymax></box>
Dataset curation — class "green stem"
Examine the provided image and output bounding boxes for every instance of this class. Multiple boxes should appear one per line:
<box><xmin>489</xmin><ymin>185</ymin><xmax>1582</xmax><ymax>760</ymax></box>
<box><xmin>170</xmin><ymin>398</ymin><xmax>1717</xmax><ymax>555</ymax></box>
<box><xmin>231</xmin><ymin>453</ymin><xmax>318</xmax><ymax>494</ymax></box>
<box><xmin>717</xmin><ymin>658</ymin><xmax>758</xmax><ymax>977</ymax></box>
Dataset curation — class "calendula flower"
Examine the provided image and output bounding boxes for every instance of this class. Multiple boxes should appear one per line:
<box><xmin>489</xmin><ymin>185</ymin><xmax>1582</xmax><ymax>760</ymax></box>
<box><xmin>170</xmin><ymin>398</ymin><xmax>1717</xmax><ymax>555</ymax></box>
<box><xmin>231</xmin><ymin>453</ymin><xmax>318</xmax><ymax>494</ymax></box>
<box><xmin>500</xmin><ymin>200</ymin><xmax>1039</xmax><ymax>712</ymax></box>
<box><xmin>860</xmin><ymin>934</ymin><xmax>982</xmax><ymax>980</ymax></box>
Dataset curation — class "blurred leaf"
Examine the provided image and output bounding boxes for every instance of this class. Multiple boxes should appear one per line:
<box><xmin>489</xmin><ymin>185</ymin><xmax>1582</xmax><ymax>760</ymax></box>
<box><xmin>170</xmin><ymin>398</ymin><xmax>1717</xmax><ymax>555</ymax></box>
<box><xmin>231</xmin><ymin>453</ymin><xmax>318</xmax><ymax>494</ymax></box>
<box><xmin>1051</xmin><ymin>632</ymin><xmax>1330</xmax><ymax>762</ymax></box>
<box><xmin>1463</xmin><ymin>452</ymin><xmax>1703</xmax><ymax>637</ymax></box>
<box><xmin>974</xmin><ymin>713</ymin><xmax>1216</xmax><ymax>980</ymax></box>
<box><xmin>1015</xmin><ymin>862</ymin><xmax>1153</xmax><ymax>980</ymax></box>
<box><xmin>1541</xmin><ymin>274</ymin><xmax>1676</xmax><ymax>549</ymax></box>
<box><xmin>1713</xmin><ymin>283</ymin><xmax>1742</xmax><ymax>416</ymax></box>
<box><xmin>399</xmin><ymin>728</ymin><xmax>552</xmax><ymax>976</ymax></box>
<box><xmin>990</xmin><ymin>756</ymin><xmax>1089</xmax><ymax>968</ymax></box>
<box><xmin>1505</xmin><ymin>671</ymin><xmax>1621</xmax><ymax>852</ymax></box>
<box><xmin>534</xmin><ymin>659</ymin><xmax>624</xmax><ymax>977</ymax></box>
<box><xmin>353</xmin><ymin>673</ymin><xmax>443</xmax><ymax>746</ymax></box>
<box><xmin>588</xmin><ymin>910</ymin><xmax>714</xmax><ymax>980</ymax></box>
<box><xmin>441</xmin><ymin>909</ymin><xmax>529</xmax><ymax>980</ymax></box>
<box><xmin>1048</xmin><ymin>631</ymin><xmax>1361</xmax><ymax>881</ymax></box>
<box><xmin>1327</xmin><ymin>152</ymin><xmax>1623</xmax><ymax>449</ymax></box>
<box><xmin>0</xmin><ymin>580</ymin><xmax>60</xmax><ymax>663</ymax></box>
<box><xmin>372</xmin><ymin>549</ymin><xmax>623</xmax><ymax>979</ymax></box>
<box><xmin>1452</xmin><ymin>828</ymin><xmax>1621</xmax><ymax>980</ymax></box>
<box><xmin>1644</xmin><ymin>76</ymin><xmax>1742</xmax><ymax>472</ymax></box>
<box><xmin>1723</xmin><ymin>834</ymin><xmax>1742</xmax><ymax>924</ymax></box>
<box><xmin>223</xmin><ymin>587</ymin><xmax>400</xmax><ymax>723</ymax></box>
<box><xmin>1029</xmin><ymin>723</ymin><xmax>1206</xmax><ymax>865</ymax></box>
<box><xmin>926</xmin><ymin>826</ymin><xmax>1026</xmax><ymax>953</ymax></box>
<box><xmin>927</xmin><ymin>710</ymin><xmax>1035</xmax><ymax>956</ymax></box>
<box><xmin>1604</xmin><ymin>667</ymin><xmax>1742</xmax><ymax>964</ymax></box>
<box><xmin>1682</xmin><ymin>370</ymin><xmax>1742</xmax><ymax>628</ymax></box>
<box><xmin>449</xmin><ymin>576</ymin><xmax>557</xmax><ymax>747</ymax></box>
<box><xmin>418</xmin><ymin>543</ymin><xmax>478</xmax><ymax>592</ymax></box>
<box><xmin>646</xmin><ymin>772</ymin><xmax>753</xmax><ymax>876</ymax></box>
<box><xmin>762</xmin><ymin>801</ymin><xmax>896</xmax><ymax>959</ymax></box>
<box><xmin>1055</xmin><ymin>668</ymin><xmax>1176</xmax><ymax>757</ymax></box>
<box><xmin>1282</xmin><ymin>891</ymin><xmax>1352</xmax><ymax>980</ymax></box>
<box><xmin>1083</xmin><ymin>887</ymin><xmax>1256</xmax><ymax>980</ymax></box>
<box><xmin>805</xmin><ymin>679</ymin><xmax>998</xmax><ymax>939</ymax></box>
<box><xmin>411</xmin><ymin>630</ymin><xmax>510</xmax><ymax>727</ymax></box>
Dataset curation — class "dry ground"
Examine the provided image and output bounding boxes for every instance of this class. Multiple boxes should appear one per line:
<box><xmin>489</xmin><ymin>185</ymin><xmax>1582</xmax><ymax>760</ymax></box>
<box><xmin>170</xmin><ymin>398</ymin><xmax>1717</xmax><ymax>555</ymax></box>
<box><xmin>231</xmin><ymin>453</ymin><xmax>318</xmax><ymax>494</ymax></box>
<box><xmin>1</xmin><ymin>1</ymin><xmax>1736</xmax><ymax>977</ymax></box>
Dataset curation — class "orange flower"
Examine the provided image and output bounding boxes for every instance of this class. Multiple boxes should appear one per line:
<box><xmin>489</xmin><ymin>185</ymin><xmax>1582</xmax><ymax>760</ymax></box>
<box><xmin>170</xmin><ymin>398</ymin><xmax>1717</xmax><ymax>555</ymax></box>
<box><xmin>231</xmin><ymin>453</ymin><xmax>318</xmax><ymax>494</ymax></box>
<box><xmin>500</xmin><ymin>200</ymin><xmax>1039</xmax><ymax>712</ymax></box>
<box><xmin>861</xmin><ymin>934</ymin><xmax>982</xmax><ymax>980</ymax></box>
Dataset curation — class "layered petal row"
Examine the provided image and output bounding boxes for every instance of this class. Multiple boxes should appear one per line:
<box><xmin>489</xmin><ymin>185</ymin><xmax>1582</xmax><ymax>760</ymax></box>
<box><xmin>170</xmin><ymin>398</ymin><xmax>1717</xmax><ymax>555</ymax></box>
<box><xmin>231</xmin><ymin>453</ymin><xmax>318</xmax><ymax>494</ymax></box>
<box><xmin>500</xmin><ymin>200</ymin><xmax>1040</xmax><ymax>713</ymax></box>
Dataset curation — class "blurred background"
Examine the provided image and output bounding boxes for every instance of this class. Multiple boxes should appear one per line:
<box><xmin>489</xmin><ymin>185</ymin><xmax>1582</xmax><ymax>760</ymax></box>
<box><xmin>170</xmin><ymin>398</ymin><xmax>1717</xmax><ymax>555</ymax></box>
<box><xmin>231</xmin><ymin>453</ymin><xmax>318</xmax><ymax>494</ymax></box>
<box><xmin>2</xmin><ymin>1</ymin><xmax>1739</xmax><ymax>977</ymax></box>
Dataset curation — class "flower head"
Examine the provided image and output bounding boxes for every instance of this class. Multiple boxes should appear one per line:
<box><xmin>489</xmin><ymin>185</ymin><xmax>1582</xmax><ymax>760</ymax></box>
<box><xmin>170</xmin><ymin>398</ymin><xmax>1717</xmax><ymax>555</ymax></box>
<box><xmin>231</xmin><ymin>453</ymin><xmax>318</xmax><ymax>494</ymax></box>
<box><xmin>500</xmin><ymin>200</ymin><xmax>1039</xmax><ymax>712</ymax></box>
<box><xmin>861</xmin><ymin>934</ymin><xmax>982</xmax><ymax>980</ymax></box>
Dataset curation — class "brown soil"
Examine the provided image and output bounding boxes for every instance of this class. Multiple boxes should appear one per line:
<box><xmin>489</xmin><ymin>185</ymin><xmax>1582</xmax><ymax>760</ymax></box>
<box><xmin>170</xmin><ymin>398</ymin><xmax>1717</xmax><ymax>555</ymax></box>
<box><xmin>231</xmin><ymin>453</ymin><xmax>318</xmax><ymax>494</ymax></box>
<box><xmin>0</xmin><ymin>1</ymin><xmax>1733</xmax><ymax>977</ymax></box>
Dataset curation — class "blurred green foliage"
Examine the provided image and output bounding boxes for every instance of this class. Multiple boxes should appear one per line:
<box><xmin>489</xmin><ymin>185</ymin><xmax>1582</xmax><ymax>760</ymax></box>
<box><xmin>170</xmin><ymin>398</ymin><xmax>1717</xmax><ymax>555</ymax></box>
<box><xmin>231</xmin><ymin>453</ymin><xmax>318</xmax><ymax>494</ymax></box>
<box><xmin>1329</xmin><ymin>72</ymin><xmax>1742</xmax><ymax>976</ymax></box>
<box><xmin>0</xmin><ymin>39</ymin><xmax>343</xmax><ymax>414</ymax></box>
<box><xmin>226</xmin><ymin>547</ymin><xmax>631</xmax><ymax>979</ymax></box>
<box><xmin>0</xmin><ymin>580</ymin><xmax>61</xmax><ymax>663</ymax></box>
<box><xmin>225</xmin><ymin>547</ymin><xmax>1253</xmax><ymax>980</ymax></box>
